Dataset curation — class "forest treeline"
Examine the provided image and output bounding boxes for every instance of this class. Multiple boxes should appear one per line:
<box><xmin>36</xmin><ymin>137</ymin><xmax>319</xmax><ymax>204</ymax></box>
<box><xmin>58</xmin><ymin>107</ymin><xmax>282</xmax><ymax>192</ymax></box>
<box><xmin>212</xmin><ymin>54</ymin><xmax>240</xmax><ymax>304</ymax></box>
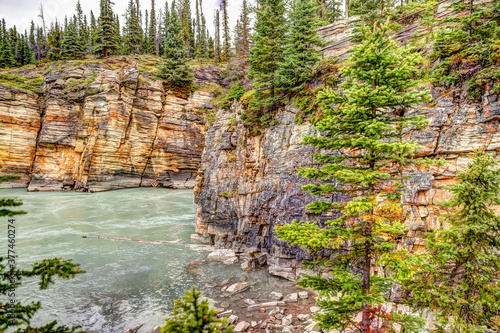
<box><xmin>1</xmin><ymin>0</ymin><xmax>499</xmax><ymax>128</ymax></box>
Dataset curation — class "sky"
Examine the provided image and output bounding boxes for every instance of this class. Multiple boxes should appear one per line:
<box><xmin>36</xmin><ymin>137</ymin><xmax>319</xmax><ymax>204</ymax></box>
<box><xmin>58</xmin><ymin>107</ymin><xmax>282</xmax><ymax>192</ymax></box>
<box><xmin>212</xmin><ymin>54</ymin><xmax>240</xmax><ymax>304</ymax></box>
<box><xmin>0</xmin><ymin>0</ymin><xmax>244</xmax><ymax>37</ymax></box>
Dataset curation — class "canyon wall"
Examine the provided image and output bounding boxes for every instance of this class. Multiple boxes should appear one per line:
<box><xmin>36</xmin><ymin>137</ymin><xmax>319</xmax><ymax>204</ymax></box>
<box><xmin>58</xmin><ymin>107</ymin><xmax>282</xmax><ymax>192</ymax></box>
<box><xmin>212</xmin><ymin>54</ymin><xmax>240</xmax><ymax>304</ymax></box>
<box><xmin>193</xmin><ymin>3</ymin><xmax>500</xmax><ymax>279</ymax></box>
<box><xmin>0</xmin><ymin>57</ymin><xmax>220</xmax><ymax>192</ymax></box>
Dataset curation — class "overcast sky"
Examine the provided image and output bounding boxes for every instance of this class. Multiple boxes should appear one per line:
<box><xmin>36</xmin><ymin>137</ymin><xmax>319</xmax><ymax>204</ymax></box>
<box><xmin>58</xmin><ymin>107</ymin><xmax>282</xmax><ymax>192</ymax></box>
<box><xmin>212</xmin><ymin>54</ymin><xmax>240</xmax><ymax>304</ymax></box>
<box><xmin>0</xmin><ymin>0</ymin><xmax>245</xmax><ymax>37</ymax></box>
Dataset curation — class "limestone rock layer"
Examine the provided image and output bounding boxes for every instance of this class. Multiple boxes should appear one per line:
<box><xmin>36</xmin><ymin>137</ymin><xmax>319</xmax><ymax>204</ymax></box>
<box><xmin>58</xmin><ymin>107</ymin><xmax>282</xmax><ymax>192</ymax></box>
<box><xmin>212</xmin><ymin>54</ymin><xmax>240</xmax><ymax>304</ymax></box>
<box><xmin>0</xmin><ymin>58</ymin><xmax>219</xmax><ymax>192</ymax></box>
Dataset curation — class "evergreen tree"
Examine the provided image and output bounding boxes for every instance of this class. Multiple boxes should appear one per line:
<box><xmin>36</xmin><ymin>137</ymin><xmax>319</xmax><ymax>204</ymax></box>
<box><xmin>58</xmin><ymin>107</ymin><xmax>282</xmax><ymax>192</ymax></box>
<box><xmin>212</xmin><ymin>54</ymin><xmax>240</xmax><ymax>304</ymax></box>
<box><xmin>221</xmin><ymin>0</ymin><xmax>231</xmax><ymax>61</ymax></box>
<box><xmin>179</xmin><ymin>0</ymin><xmax>195</xmax><ymax>58</ymax></box>
<box><xmin>276</xmin><ymin>22</ymin><xmax>431</xmax><ymax>332</ymax></box>
<box><xmin>407</xmin><ymin>151</ymin><xmax>500</xmax><ymax>332</ymax></box>
<box><xmin>246</xmin><ymin>0</ymin><xmax>287</xmax><ymax>126</ymax></box>
<box><xmin>17</xmin><ymin>32</ymin><xmax>33</xmax><ymax>66</ymax></box>
<box><xmin>156</xmin><ymin>0</ymin><xmax>194</xmax><ymax>91</ymax></box>
<box><xmin>61</xmin><ymin>17</ymin><xmax>84</xmax><ymax>60</ymax></box>
<box><xmin>47</xmin><ymin>20</ymin><xmax>64</xmax><ymax>60</ymax></box>
<box><xmin>195</xmin><ymin>0</ymin><xmax>201</xmax><ymax>57</ymax></box>
<box><xmin>0</xmin><ymin>169</ymin><xmax>85</xmax><ymax>332</ymax></box>
<box><xmin>208</xmin><ymin>35</ymin><xmax>215</xmax><ymax>59</ymax></box>
<box><xmin>75</xmin><ymin>0</ymin><xmax>86</xmax><ymax>46</ymax></box>
<box><xmin>431</xmin><ymin>0</ymin><xmax>500</xmax><ymax>99</ymax></box>
<box><xmin>276</xmin><ymin>0</ymin><xmax>323</xmax><ymax>92</ymax></box>
<box><xmin>0</xmin><ymin>20</ymin><xmax>16</xmax><ymax>68</ymax></box>
<box><xmin>96</xmin><ymin>0</ymin><xmax>118</xmax><ymax>57</ymax></box>
<box><xmin>162</xmin><ymin>286</ymin><xmax>233</xmax><ymax>332</ymax></box>
<box><xmin>239</xmin><ymin>0</ymin><xmax>251</xmax><ymax>58</ymax></box>
<box><xmin>124</xmin><ymin>0</ymin><xmax>143</xmax><ymax>54</ymax></box>
<box><xmin>199</xmin><ymin>7</ymin><xmax>209</xmax><ymax>59</ymax></box>
<box><xmin>90</xmin><ymin>11</ymin><xmax>98</xmax><ymax>49</ymax></box>
<box><xmin>149</xmin><ymin>0</ymin><xmax>158</xmax><ymax>55</ymax></box>
<box><xmin>214</xmin><ymin>8</ymin><xmax>221</xmax><ymax>63</ymax></box>
<box><xmin>317</xmin><ymin>0</ymin><xmax>343</xmax><ymax>23</ymax></box>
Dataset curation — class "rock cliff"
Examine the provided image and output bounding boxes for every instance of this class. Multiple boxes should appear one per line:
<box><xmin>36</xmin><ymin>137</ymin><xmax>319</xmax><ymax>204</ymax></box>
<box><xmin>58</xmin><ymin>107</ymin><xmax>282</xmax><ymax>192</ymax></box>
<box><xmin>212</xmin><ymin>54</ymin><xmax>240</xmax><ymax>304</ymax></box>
<box><xmin>0</xmin><ymin>57</ymin><xmax>220</xmax><ymax>192</ymax></box>
<box><xmin>193</xmin><ymin>4</ymin><xmax>500</xmax><ymax>279</ymax></box>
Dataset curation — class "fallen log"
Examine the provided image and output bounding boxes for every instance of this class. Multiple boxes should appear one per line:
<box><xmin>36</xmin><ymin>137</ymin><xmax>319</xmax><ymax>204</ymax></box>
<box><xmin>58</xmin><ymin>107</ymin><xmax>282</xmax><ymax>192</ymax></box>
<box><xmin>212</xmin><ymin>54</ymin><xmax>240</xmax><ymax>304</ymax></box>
<box><xmin>81</xmin><ymin>235</ymin><xmax>179</xmax><ymax>244</ymax></box>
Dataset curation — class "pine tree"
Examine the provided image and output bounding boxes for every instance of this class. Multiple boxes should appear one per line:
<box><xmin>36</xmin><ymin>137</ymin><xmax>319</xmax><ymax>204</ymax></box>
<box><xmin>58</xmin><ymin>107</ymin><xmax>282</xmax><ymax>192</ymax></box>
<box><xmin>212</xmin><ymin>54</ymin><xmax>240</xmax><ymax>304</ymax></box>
<box><xmin>47</xmin><ymin>20</ymin><xmax>64</xmax><ymax>60</ymax></box>
<box><xmin>90</xmin><ymin>11</ymin><xmax>98</xmax><ymax>49</ymax></box>
<box><xmin>96</xmin><ymin>0</ymin><xmax>118</xmax><ymax>57</ymax></box>
<box><xmin>0</xmin><ymin>20</ymin><xmax>16</xmax><ymax>68</ymax></box>
<box><xmin>431</xmin><ymin>0</ymin><xmax>500</xmax><ymax>99</ymax></box>
<box><xmin>156</xmin><ymin>0</ymin><xmax>194</xmax><ymax>93</ymax></box>
<box><xmin>214</xmin><ymin>9</ymin><xmax>221</xmax><ymax>63</ymax></box>
<box><xmin>199</xmin><ymin>7</ymin><xmax>209</xmax><ymax>59</ymax></box>
<box><xmin>75</xmin><ymin>0</ymin><xmax>87</xmax><ymax>47</ymax></box>
<box><xmin>246</xmin><ymin>0</ymin><xmax>287</xmax><ymax>126</ymax></box>
<box><xmin>149</xmin><ymin>0</ymin><xmax>158</xmax><ymax>55</ymax></box>
<box><xmin>240</xmin><ymin>0</ymin><xmax>251</xmax><ymax>58</ymax></box>
<box><xmin>162</xmin><ymin>286</ymin><xmax>233</xmax><ymax>332</ymax></box>
<box><xmin>221</xmin><ymin>0</ymin><xmax>231</xmax><ymax>61</ymax></box>
<box><xmin>17</xmin><ymin>32</ymin><xmax>33</xmax><ymax>66</ymax></box>
<box><xmin>407</xmin><ymin>151</ymin><xmax>500</xmax><ymax>332</ymax></box>
<box><xmin>61</xmin><ymin>17</ymin><xmax>84</xmax><ymax>59</ymax></box>
<box><xmin>276</xmin><ymin>0</ymin><xmax>323</xmax><ymax>92</ymax></box>
<box><xmin>276</xmin><ymin>22</ymin><xmax>431</xmax><ymax>332</ymax></box>
<box><xmin>179</xmin><ymin>0</ymin><xmax>195</xmax><ymax>58</ymax></box>
<box><xmin>208</xmin><ymin>35</ymin><xmax>215</xmax><ymax>59</ymax></box>
<box><xmin>124</xmin><ymin>0</ymin><xmax>143</xmax><ymax>54</ymax></box>
<box><xmin>0</xmin><ymin>169</ymin><xmax>85</xmax><ymax>332</ymax></box>
<box><xmin>317</xmin><ymin>0</ymin><xmax>343</xmax><ymax>23</ymax></box>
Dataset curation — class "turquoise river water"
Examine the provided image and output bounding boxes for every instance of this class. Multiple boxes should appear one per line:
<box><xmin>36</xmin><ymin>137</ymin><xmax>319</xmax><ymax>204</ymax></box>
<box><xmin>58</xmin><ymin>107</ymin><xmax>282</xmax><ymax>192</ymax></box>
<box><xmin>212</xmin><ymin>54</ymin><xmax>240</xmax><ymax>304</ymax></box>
<box><xmin>0</xmin><ymin>188</ymin><xmax>294</xmax><ymax>333</ymax></box>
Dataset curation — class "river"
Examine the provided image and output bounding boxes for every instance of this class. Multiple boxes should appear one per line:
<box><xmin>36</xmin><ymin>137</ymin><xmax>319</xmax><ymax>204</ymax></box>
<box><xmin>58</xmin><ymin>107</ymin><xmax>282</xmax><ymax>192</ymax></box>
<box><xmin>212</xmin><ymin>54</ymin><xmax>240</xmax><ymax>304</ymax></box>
<box><xmin>0</xmin><ymin>188</ymin><xmax>295</xmax><ymax>333</ymax></box>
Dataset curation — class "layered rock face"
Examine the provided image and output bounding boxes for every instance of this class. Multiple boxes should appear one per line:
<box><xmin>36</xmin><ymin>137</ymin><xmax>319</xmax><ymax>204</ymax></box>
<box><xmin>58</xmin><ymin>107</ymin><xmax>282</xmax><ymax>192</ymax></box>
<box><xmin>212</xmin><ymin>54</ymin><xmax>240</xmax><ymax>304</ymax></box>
<box><xmin>194</xmin><ymin>87</ymin><xmax>500</xmax><ymax>280</ymax></box>
<box><xmin>194</xmin><ymin>4</ymin><xmax>500</xmax><ymax>279</ymax></box>
<box><xmin>0</xmin><ymin>58</ymin><xmax>219</xmax><ymax>192</ymax></box>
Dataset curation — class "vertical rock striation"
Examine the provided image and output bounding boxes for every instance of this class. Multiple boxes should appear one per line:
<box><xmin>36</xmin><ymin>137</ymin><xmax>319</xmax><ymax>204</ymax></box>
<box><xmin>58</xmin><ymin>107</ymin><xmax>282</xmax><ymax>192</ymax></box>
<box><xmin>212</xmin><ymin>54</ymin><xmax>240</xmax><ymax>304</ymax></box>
<box><xmin>0</xmin><ymin>58</ymin><xmax>220</xmax><ymax>192</ymax></box>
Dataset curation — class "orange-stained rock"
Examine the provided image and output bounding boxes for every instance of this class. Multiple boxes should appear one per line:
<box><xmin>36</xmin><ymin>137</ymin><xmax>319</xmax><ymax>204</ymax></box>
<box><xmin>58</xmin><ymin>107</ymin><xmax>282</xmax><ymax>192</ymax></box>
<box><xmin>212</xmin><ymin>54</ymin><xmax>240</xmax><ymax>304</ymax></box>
<box><xmin>0</xmin><ymin>58</ymin><xmax>220</xmax><ymax>192</ymax></box>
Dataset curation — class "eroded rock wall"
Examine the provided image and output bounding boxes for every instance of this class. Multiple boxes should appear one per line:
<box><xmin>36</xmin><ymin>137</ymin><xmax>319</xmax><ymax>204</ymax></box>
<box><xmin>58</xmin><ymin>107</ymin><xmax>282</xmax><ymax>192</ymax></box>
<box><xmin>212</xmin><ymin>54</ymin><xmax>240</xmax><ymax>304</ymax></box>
<box><xmin>194</xmin><ymin>3</ymin><xmax>500</xmax><ymax>278</ymax></box>
<box><xmin>194</xmin><ymin>87</ymin><xmax>500</xmax><ymax>280</ymax></box>
<box><xmin>0</xmin><ymin>58</ymin><xmax>220</xmax><ymax>192</ymax></box>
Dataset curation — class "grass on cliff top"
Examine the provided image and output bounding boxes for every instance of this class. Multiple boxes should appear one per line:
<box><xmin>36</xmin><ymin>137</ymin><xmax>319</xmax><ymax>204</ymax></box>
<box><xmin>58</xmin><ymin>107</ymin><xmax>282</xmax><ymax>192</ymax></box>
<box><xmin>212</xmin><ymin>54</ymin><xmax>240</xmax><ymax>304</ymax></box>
<box><xmin>0</xmin><ymin>73</ymin><xmax>43</xmax><ymax>94</ymax></box>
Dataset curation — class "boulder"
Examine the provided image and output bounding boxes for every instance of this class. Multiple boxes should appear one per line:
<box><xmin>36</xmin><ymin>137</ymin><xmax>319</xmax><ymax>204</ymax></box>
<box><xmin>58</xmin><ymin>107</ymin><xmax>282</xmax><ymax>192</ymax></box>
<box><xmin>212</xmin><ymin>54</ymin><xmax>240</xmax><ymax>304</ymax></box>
<box><xmin>226</xmin><ymin>282</ymin><xmax>249</xmax><ymax>294</ymax></box>
<box><xmin>228</xmin><ymin>314</ymin><xmax>239</xmax><ymax>325</ymax></box>
<box><xmin>298</xmin><ymin>291</ymin><xmax>309</xmax><ymax>299</ymax></box>
<box><xmin>270</xmin><ymin>291</ymin><xmax>283</xmax><ymax>300</ymax></box>
<box><xmin>207</xmin><ymin>249</ymin><xmax>237</xmax><ymax>262</ymax></box>
<box><xmin>233</xmin><ymin>321</ymin><xmax>250</xmax><ymax>332</ymax></box>
<box><xmin>283</xmin><ymin>293</ymin><xmax>298</xmax><ymax>303</ymax></box>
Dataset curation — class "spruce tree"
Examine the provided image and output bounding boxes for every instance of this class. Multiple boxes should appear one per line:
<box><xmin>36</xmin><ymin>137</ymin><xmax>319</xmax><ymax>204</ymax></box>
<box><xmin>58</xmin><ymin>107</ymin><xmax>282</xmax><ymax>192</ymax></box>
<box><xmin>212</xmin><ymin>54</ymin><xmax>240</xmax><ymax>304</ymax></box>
<box><xmin>276</xmin><ymin>22</ymin><xmax>431</xmax><ymax>332</ymax></box>
<box><xmin>156</xmin><ymin>0</ymin><xmax>194</xmax><ymax>93</ymax></box>
<box><xmin>276</xmin><ymin>0</ymin><xmax>323</xmax><ymax>92</ymax></box>
<box><xmin>47</xmin><ymin>20</ymin><xmax>63</xmax><ymax>60</ymax></box>
<box><xmin>407</xmin><ymin>151</ymin><xmax>500</xmax><ymax>332</ymax></box>
<box><xmin>221</xmin><ymin>0</ymin><xmax>231</xmax><ymax>61</ymax></box>
<box><xmin>61</xmin><ymin>17</ymin><xmax>84</xmax><ymax>60</ymax></box>
<box><xmin>162</xmin><ymin>286</ymin><xmax>233</xmax><ymax>332</ymax></box>
<box><xmin>90</xmin><ymin>11</ymin><xmax>98</xmax><ymax>49</ymax></box>
<box><xmin>246</xmin><ymin>0</ymin><xmax>287</xmax><ymax>126</ymax></box>
<box><xmin>96</xmin><ymin>0</ymin><xmax>118</xmax><ymax>57</ymax></box>
<box><xmin>0</xmin><ymin>20</ymin><xmax>16</xmax><ymax>68</ymax></box>
<box><xmin>149</xmin><ymin>0</ymin><xmax>158</xmax><ymax>55</ymax></box>
<box><xmin>199</xmin><ymin>9</ymin><xmax>209</xmax><ymax>59</ymax></box>
<box><xmin>124</xmin><ymin>0</ymin><xmax>143</xmax><ymax>54</ymax></box>
<box><xmin>239</xmin><ymin>0</ymin><xmax>251</xmax><ymax>58</ymax></box>
<box><xmin>75</xmin><ymin>0</ymin><xmax>86</xmax><ymax>47</ymax></box>
<box><xmin>214</xmin><ymin>9</ymin><xmax>221</xmax><ymax>63</ymax></box>
<box><xmin>179</xmin><ymin>0</ymin><xmax>195</xmax><ymax>58</ymax></box>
